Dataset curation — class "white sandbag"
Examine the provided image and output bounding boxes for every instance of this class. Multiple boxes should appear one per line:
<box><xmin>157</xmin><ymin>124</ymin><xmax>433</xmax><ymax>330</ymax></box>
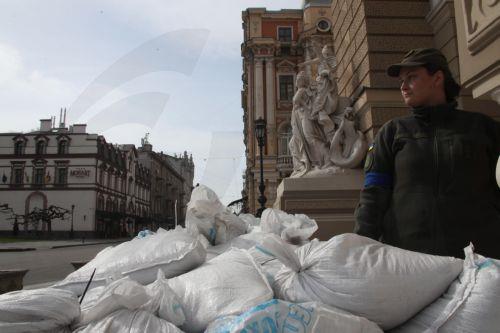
<box><xmin>206</xmin><ymin>298</ymin><xmax>383</xmax><ymax>333</ymax></box>
<box><xmin>391</xmin><ymin>245</ymin><xmax>500</xmax><ymax>333</ymax></box>
<box><xmin>206</xmin><ymin>231</ymin><xmax>270</xmax><ymax>261</ymax></box>
<box><xmin>239</xmin><ymin>213</ymin><xmax>261</xmax><ymax>232</ymax></box>
<box><xmin>73</xmin><ymin>309</ymin><xmax>184</xmax><ymax>333</ymax></box>
<box><xmin>168</xmin><ymin>248</ymin><xmax>273</xmax><ymax>333</ymax></box>
<box><xmin>142</xmin><ymin>270</ymin><xmax>185</xmax><ymax>326</ymax></box>
<box><xmin>77</xmin><ymin>271</ymin><xmax>185</xmax><ymax>328</ymax></box>
<box><xmin>77</xmin><ymin>277</ymin><xmax>150</xmax><ymax>327</ymax></box>
<box><xmin>186</xmin><ymin>185</ymin><xmax>247</xmax><ymax>245</ymax></box>
<box><xmin>54</xmin><ymin>228</ymin><xmax>206</xmax><ymax>295</ymax></box>
<box><xmin>0</xmin><ymin>288</ymin><xmax>80</xmax><ymax>333</ymax></box>
<box><xmin>260</xmin><ymin>208</ymin><xmax>318</xmax><ymax>245</ymax></box>
<box><xmin>258</xmin><ymin>233</ymin><xmax>463</xmax><ymax>330</ymax></box>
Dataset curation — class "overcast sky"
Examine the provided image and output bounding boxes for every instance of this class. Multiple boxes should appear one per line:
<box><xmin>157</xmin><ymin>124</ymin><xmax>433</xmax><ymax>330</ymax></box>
<box><xmin>0</xmin><ymin>0</ymin><xmax>302</xmax><ymax>204</ymax></box>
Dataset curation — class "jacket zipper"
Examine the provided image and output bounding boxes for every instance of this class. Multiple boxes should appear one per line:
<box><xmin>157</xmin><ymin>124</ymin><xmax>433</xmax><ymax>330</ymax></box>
<box><xmin>433</xmin><ymin>126</ymin><xmax>439</xmax><ymax>252</ymax></box>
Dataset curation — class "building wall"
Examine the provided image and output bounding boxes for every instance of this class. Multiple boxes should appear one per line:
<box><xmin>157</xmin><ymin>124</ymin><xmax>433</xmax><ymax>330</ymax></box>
<box><xmin>242</xmin><ymin>8</ymin><xmax>305</xmax><ymax>214</ymax></box>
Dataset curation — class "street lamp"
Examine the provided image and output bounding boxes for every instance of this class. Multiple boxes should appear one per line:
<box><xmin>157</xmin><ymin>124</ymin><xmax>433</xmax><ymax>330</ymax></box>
<box><xmin>254</xmin><ymin>117</ymin><xmax>267</xmax><ymax>217</ymax></box>
<box><xmin>70</xmin><ymin>204</ymin><xmax>75</xmax><ymax>239</ymax></box>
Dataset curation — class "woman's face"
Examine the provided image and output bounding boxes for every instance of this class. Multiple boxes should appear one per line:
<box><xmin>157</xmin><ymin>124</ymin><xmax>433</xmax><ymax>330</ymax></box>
<box><xmin>399</xmin><ymin>66</ymin><xmax>444</xmax><ymax>107</ymax></box>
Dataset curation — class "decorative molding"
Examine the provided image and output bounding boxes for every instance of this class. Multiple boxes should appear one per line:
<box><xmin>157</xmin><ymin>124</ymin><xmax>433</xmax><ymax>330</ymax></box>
<box><xmin>461</xmin><ymin>0</ymin><xmax>500</xmax><ymax>54</ymax></box>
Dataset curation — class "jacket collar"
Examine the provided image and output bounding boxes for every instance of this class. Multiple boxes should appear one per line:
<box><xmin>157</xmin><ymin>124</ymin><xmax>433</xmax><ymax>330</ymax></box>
<box><xmin>410</xmin><ymin>102</ymin><xmax>457</xmax><ymax>122</ymax></box>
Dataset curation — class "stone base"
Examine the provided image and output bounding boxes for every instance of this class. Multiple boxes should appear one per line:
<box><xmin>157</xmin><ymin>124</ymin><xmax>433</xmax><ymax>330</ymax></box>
<box><xmin>0</xmin><ymin>269</ymin><xmax>29</xmax><ymax>294</ymax></box>
<box><xmin>275</xmin><ymin>169</ymin><xmax>364</xmax><ymax>240</ymax></box>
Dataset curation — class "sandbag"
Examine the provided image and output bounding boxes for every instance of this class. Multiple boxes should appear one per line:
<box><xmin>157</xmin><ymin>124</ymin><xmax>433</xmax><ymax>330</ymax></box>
<box><xmin>54</xmin><ymin>228</ymin><xmax>206</xmax><ymax>295</ymax></box>
<box><xmin>168</xmin><ymin>248</ymin><xmax>273</xmax><ymax>333</ymax></box>
<box><xmin>0</xmin><ymin>287</ymin><xmax>80</xmax><ymax>333</ymax></box>
<box><xmin>77</xmin><ymin>271</ymin><xmax>185</xmax><ymax>328</ymax></box>
<box><xmin>206</xmin><ymin>231</ymin><xmax>270</xmax><ymax>261</ymax></box>
<box><xmin>73</xmin><ymin>309</ymin><xmax>184</xmax><ymax>333</ymax></box>
<box><xmin>205</xmin><ymin>298</ymin><xmax>383</xmax><ymax>333</ymax></box>
<box><xmin>391</xmin><ymin>245</ymin><xmax>500</xmax><ymax>333</ymax></box>
<box><xmin>77</xmin><ymin>277</ymin><xmax>150</xmax><ymax>327</ymax></box>
<box><xmin>186</xmin><ymin>185</ymin><xmax>247</xmax><ymax>245</ymax></box>
<box><xmin>260</xmin><ymin>208</ymin><xmax>318</xmax><ymax>245</ymax></box>
<box><xmin>258</xmin><ymin>233</ymin><xmax>463</xmax><ymax>330</ymax></box>
<box><xmin>142</xmin><ymin>270</ymin><xmax>185</xmax><ymax>326</ymax></box>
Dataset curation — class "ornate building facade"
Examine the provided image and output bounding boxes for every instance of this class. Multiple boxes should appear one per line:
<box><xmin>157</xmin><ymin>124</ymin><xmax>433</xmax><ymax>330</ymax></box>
<box><xmin>0</xmin><ymin>118</ymin><xmax>194</xmax><ymax>238</ymax></box>
<box><xmin>242</xmin><ymin>0</ymin><xmax>500</xmax><ymax>215</ymax></box>
<box><xmin>242</xmin><ymin>4</ymin><xmax>336</xmax><ymax>213</ymax></box>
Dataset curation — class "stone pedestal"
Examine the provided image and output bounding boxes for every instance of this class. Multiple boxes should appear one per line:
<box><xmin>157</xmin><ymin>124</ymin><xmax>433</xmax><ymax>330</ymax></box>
<box><xmin>0</xmin><ymin>269</ymin><xmax>29</xmax><ymax>294</ymax></box>
<box><xmin>275</xmin><ymin>169</ymin><xmax>364</xmax><ymax>240</ymax></box>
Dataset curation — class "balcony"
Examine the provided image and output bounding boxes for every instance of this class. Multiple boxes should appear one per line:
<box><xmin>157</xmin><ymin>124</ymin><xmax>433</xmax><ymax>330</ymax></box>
<box><xmin>277</xmin><ymin>155</ymin><xmax>293</xmax><ymax>172</ymax></box>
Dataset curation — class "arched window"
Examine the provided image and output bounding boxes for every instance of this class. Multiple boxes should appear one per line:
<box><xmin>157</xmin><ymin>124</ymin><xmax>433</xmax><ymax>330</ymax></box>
<box><xmin>97</xmin><ymin>195</ymin><xmax>105</xmax><ymax>210</ymax></box>
<box><xmin>278</xmin><ymin>123</ymin><xmax>293</xmax><ymax>156</ymax></box>
<box><xmin>106</xmin><ymin>197</ymin><xmax>112</xmax><ymax>211</ymax></box>
<box><xmin>57</xmin><ymin>140</ymin><xmax>69</xmax><ymax>154</ymax></box>
<box><xmin>14</xmin><ymin>140</ymin><xmax>25</xmax><ymax>155</ymax></box>
<box><xmin>35</xmin><ymin>140</ymin><xmax>46</xmax><ymax>155</ymax></box>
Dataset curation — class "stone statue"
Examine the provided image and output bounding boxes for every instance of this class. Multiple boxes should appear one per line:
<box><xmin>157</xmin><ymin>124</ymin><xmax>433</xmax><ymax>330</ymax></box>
<box><xmin>289</xmin><ymin>44</ymin><xmax>368</xmax><ymax>177</ymax></box>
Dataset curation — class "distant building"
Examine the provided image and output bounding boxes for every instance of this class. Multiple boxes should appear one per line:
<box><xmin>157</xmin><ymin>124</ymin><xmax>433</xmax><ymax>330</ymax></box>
<box><xmin>0</xmin><ymin>117</ymin><xmax>194</xmax><ymax>238</ymax></box>
<box><xmin>137</xmin><ymin>142</ymin><xmax>194</xmax><ymax>229</ymax></box>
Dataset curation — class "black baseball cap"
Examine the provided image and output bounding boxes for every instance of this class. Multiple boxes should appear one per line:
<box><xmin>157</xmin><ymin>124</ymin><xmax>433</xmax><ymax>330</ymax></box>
<box><xmin>387</xmin><ymin>48</ymin><xmax>450</xmax><ymax>77</ymax></box>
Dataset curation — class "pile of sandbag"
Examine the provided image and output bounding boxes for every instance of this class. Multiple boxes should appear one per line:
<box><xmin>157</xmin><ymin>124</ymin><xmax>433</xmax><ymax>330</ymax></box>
<box><xmin>54</xmin><ymin>227</ymin><xmax>206</xmax><ymax>295</ymax></box>
<box><xmin>254</xmin><ymin>233</ymin><xmax>464</xmax><ymax>330</ymax></box>
<box><xmin>3</xmin><ymin>184</ymin><xmax>499</xmax><ymax>333</ymax></box>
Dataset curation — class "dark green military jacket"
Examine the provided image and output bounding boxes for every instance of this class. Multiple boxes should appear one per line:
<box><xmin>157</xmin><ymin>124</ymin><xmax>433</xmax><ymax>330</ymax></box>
<box><xmin>354</xmin><ymin>103</ymin><xmax>500</xmax><ymax>259</ymax></box>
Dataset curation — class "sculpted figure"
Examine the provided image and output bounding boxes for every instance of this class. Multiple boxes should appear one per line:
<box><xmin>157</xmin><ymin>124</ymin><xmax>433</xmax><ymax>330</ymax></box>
<box><xmin>289</xmin><ymin>43</ymin><xmax>368</xmax><ymax>177</ymax></box>
<box><xmin>289</xmin><ymin>71</ymin><xmax>330</xmax><ymax>177</ymax></box>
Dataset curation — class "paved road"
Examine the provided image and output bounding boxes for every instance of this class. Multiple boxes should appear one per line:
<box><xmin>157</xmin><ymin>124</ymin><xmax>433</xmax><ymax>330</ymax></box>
<box><xmin>0</xmin><ymin>243</ymin><xmax>111</xmax><ymax>287</ymax></box>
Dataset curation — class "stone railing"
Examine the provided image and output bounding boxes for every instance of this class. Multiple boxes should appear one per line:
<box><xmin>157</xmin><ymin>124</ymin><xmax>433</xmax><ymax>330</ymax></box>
<box><xmin>277</xmin><ymin>155</ymin><xmax>293</xmax><ymax>171</ymax></box>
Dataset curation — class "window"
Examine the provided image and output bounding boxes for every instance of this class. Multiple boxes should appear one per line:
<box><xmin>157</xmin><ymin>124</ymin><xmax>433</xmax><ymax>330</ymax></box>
<box><xmin>278</xmin><ymin>123</ymin><xmax>293</xmax><ymax>156</ymax></box>
<box><xmin>55</xmin><ymin>166</ymin><xmax>68</xmax><ymax>185</ymax></box>
<box><xmin>279</xmin><ymin>75</ymin><xmax>294</xmax><ymax>101</ymax></box>
<box><xmin>35</xmin><ymin>140</ymin><xmax>46</xmax><ymax>155</ymax></box>
<box><xmin>278</xmin><ymin>27</ymin><xmax>292</xmax><ymax>42</ymax></box>
<box><xmin>14</xmin><ymin>141</ymin><xmax>25</xmax><ymax>155</ymax></box>
<box><xmin>57</xmin><ymin>140</ymin><xmax>68</xmax><ymax>154</ymax></box>
<box><xmin>34</xmin><ymin>167</ymin><xmax>44</xmax><ymax>185</ymax></box>
<box><xmin>13</xmin><ymin>168</ymin><xmax>23</xmax><ymax>184</ymax></box>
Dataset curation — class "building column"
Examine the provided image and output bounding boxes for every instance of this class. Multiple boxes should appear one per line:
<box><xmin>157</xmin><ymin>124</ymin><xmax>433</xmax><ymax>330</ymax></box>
<box><xmin>254</xmin><ymin>58</ymin><xmax>265</xmax><ymax>120</ymax></box>
<box><xmin>265</xmin><ymin>58</ymin><xmax>277</xmax><ymax>155</ymax></box>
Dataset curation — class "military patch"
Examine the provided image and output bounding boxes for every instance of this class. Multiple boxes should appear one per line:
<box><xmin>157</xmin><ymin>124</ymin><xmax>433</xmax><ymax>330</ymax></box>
<box><xmin>364</xmin><ymin>144</ymin><xmax>374</xmax><ymax>171</ymax></box>
<box><xmin>365</xmin><ymin>146</ymin><xmax>373</xmax><ymax>172</ymax></box>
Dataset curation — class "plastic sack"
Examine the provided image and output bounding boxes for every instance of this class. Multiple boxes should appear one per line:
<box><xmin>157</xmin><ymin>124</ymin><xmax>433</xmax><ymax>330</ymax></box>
<box><xmin>206</xmin><ymin>298</ymin><xmax>383</xmax><ymax>333</ymax></box>
<box><xmin>186</xmin><ymin>185</ymin><xmax>247</xmax><ymax>245</ymax></box>
<box><xmin>239</xmin><ymin>213</ymin><xmax>261</xmax><ymax>233</ymax></box>
<box><xmin>142</xmin><ymin>270</ymin><xmax>185</xmax><ymax>326</ymax></box>
<box><xmin>77</xmin><ymin>277</ymin><xmax>150</xmax><ymax>327</ymax></box>
<box><xmin>73</xmin><ymin>309</ymin><xmax>184</xmax><ymax>333</ymax></box>
<box><xmin>260</xmin><ymin>208</ymin><xmax>318</xmax><ymax>245</ymax></box>
<box><xmin>0</xmin><ymin>287</ymin><xmax>80</xmax><ymax>333</ymax></box>
<box><xmin>54</xmin><ymin>228</ymin><xmax>206</xmax><ymax>295</ymax></box>
<box><xmin>168</xmin><ymin>248</ymin><xmax>273</xmax><ymax>333</ymax></box>
<box><xmin>257</xmin><ymin>233</ymin><xmax>463</xmax><ymax>330</ymax></box>
<box><xmin>206</xmin><ymin>231</ymin><xmax>271</xmax><ymax>261</ymax></box>
<box><xmin>77</xmin><ymin>271</ymin><xmax>185</xmax><ymax>328</ymax></box>
<box><xmin>391</xmin><ymin>245</ymin><xmax>500</xmax><ymax>333</ymax></box>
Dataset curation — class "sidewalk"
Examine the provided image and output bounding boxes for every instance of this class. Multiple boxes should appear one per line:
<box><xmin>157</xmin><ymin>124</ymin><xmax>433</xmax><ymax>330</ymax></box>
<box><xmin>0</xmin><ymin>238</ymin><xmax>130</xmax><ymax>252</ymax></box>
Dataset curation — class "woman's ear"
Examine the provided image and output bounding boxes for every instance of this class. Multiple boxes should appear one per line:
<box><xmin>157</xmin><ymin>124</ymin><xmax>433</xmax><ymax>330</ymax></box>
<box><xmin>434</xmin><ymin>70</ymin><xmax>445</xmax><ymax>89</ymax></box>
